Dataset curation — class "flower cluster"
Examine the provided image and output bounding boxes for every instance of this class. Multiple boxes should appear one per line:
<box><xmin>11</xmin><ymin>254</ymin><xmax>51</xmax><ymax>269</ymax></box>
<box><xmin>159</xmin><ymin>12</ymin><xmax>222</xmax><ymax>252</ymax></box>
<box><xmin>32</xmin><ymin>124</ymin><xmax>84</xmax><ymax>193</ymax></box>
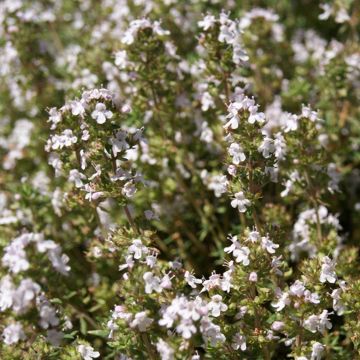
<box><xmin>0</xmin><ymin>0</ymin><xmax>359</xmax><ymax>359</ymax></box>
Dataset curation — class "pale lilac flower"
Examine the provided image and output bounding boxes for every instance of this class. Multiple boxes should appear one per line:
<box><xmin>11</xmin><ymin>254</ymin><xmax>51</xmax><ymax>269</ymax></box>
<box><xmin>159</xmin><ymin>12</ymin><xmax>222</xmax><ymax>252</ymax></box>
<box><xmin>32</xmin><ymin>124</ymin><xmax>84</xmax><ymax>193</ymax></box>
<box><xmin>283</xmin><ymin>113</ymin><xmax>298</xmax><ymax>132</ymax></box>
<box><xmin>12</xmin><ymin>279</ymin><xmax>41</xmax><ymax>314</ymax></box>
<box><xmin>0</xmin><ymin>276</ymin><xmax>14</xmax><ymax>311</ymax></box>
<box><xmin>130</xmin><ymin>311</ymin><xmax>153</xmax><ymax>332</ymax></box>
<box><xmin>200</xmin><ymin>318</ymin><xmax>226</xmax><ymax>346</ymax></box>
<box><xmin>207</xmin><ymin>295</ymin><xmax>228</xmax><ymax>317</ymax></box>
<box><xmin>289</xmin><ymin>280</ymin><xmax>305</xmax><ymax>297</ymax></box>
<box><xmin>249</xmin><ymin>271</ymin><xmax>258</xmax><ymax>282</ymax></box>
<box><xmin>2</xmin><ymin>322</ymin><xmax>26</xmax><ymax>345</ymax></box>
<box><xmin>201</xmin><ymin>273</ymin><xmax>222</xmax><ymax>292</ymax></box>
<box><xmin>91</xmin><ymin>103</ymin><xmax>113</xmax><ymax>124</ymax></box>
<box><xmin>274</xmin><ymin>132</ymin><xmax>287</xmax><ymax>160</ymax></box>
<box><xmin>248</xmin><ymin>230</ymin><xmax>260</xmax><ymax>243</ymax></box>
<box><xmin>233</xmin><ymin>246</ymin><xmax>250</xmax><ymax>266</ymax></box>
<box><xmin>198</xmin><ymin>15</ymin><xmax>216</xmax><ymax>30</ymax></box>
<box><xmin>46</xmin><ymin>329</ymin><xmax>63</xmax><ymax>346</ymax></box>
<box><xmin>68</xmin><ymin>169</ymin><xmax>87</xmax><ymax>188</ymax></box>
<box><xmin>271</xmin><ymin>321</ymin><xmax>285</xmax><ymax>331</ymax></box>
<box><xmin>128</xmin><ymin>239</ymin><xmax>148</xmax><ymax>260</ymax></box>
<box><xmin>184</xmin><ymin>271</ymin><xmax>202</xmax><ymax>288</ymax></box>
<box><xmin>232</xmin><ymin>333</ymin><xmax>246</xmax><ymax>351</ymax></box>
<box><xmin>122</xmin><ymin>181</ymin><xmax>136</xmax><ymax>198</ymax></box>
<box><xmin>156</xmin><ymin>339</ymin><xmax>174</xmax><ymax>360</ymax></box>
<box><xmin>311</xmin><ymin>342</ymin><xmax>325</xmax><ymax>360</ymax></box>
<box><xmin>48</xmin><ymin>107</ymin><xmax>62</xmax><ymax>128</ymax></box>
<box><xmin>114</xmin><ymin>50</ymin><xmax>129</xmax><ymax>69</ymax></box>
<box><xmin>304</xmin><ymin>290</ymin><xmax>320</xmax><ymax>304</ymax></box>
<box><xmin>272</xmin><ymin>291</ymin><xmax>290</xmax><ymax>311</ymax></box>
<box><xmin>109</xmin><ymin>131</ymin><xmax>129</xmax><ymax>156</ymax></box>
<box><xmin>70</xmin><ymin>101</ymin><xmax>85</xmax><ymax>116</ymax></box>
<box><xmin>318</xmin><ymin>310</ymin><xmax>332</xmax><ymax>333</ymax></box>
<box><xmin>304</xmin><ymin>314</ymin><xmax>319</xmax><ymax>333</ymax></box>
<box><xmin>258</xmin><ymin>136</ymin><xmax>274</xmax><ymax>158</ymax></box>
<box><xmin>331</xmin><ymin>282</ymin><xmax>346</xmax><ymax>315</ymax></box>
<box><xmin>261</xmin><ymin>236</ymin><xmax>279</xmax><ymax>254</ymax></box>
<box><xmin>143</xmin><ymin>272</ymin><xmax>162</xmax><ymax>294</ymax></box>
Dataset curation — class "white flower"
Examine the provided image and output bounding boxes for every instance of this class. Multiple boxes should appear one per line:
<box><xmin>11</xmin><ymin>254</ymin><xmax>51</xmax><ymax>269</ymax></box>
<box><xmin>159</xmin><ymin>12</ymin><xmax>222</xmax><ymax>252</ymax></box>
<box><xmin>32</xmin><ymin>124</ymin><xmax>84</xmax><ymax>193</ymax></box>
<box><xmin>77</xmin><ymin>344</ymin><xmax>100</xmax><ymax>360</ymax></box>
<box><xmin>0</xmin><ymin>276</ymin><xmax>14</xmax><ymax>311</ymax></box>
<box><xmin>143</xmin><ymin>272</ymin><xmax>162</xmax><ymax>294</ymax></box>
<box><xmin>319</xmin><ymin>3</ymin><xmax>332</xmax><ymax>20</ymax></box>
<box><xmin>261</xmin><ymin>236</ymin><xmax>279</xmax><ymax>254</ymax></box>
<box><xmin>249</xmin><ymin>271</ymin><xmax>258</xmax><ymax>282</ymax></box>
<box><xmin>207</xmin><ymin>174</ymin><xmax>229</xmax><ymax>197</ymax></box>
<box><xmin>304</xmin><ymin>290</ymin><xmax>320</xmax><ymax>304</ymax></box>
<box><xmin>12</xmin><ymin>279</ymin><xmax>41</xmax><ymax>313</ymax></box>
<box><xmin>304</xmin><ymin>310</ymin><xmax>332</xmax><ymax>334</ymax></box>
<box><xmin>200</xmin><ymin>91</ymin><xmax>215</xmax><ymax>111</ymax></box>
<box><xmin>280</xmin><ymin>170</ymin><xmax>300</xmax><ymax>197</ymax></box>
<box><xmin>207</xmin><ymin>295</ymin><xmax>228</xmax><ymax>317</ymax></box>
<box><xmin>91</xmin><ymin>103</ymin><xmax>113</xmax><ymax>124</ymax></box>
<box><xmin>130</xmin><ymin>311</ymin><xmax>153</xmax><ymax>332</ymax></box>
<box><xmin>289</xmin><ymin>280</ymin><xmax>305</xmax><ymax>297</ymax></box>
<box><xmin>274</xmin><ymin>132</ymin><xmax>286</xmax><ymax>160</ymax></box>
<box><xmin>109</xmin><ymin>130</ymin><xmax>129</xmax><ymax>156</ymax></box>
<box><xmin>48</xmin><ymin>107</ymin><xmax>62</xmax><ymax>128</ymax></box>
<box><xmin>228</xmin><ymin>142</ymin><xmax>246</xmax><ymax>164</ymax></box>
<box><xmin>184</xmin><ymin>271</ymin><xmax>202</xmax><ymax>288</ymax></box>
<box><xmin>231</xmin><ymin>192</ymin><xmax>250</xmax><ymax>213</ymax></box>
<box><xmin>128</xmin><ymin>239</ymin><xmax>148</xmax><ymax>260</ymax></box>
<box><xmin>68</xmin><ymin>169</ymin><xmax>87</xmax><ymax>188</ymax></box>
<box><xmin>331</xmin><ymin>283</ymin><xmax>346</xmax><ymax>315</ymax></box>
<box><xmin>258</xmin><ymin>136</ymin><xmax>274</xmax><ymax>158</ymax></box>
<box><xmin>156</xmin><ymin>339</ymin><xmax>174</xmax><ymax>360</ymax></box>
<box><xmin>311</xmin><ymin>342</ymin><xmax>325</xmax><ymax>360</ymax></box>
<box><xmin>227</xmin><ymin>164</ymin><xmax>237</xmax><ymax>176</ymax></box>
<box><xmin>335</xmin><ymin>8</ymin><xmax>350</xmax><ymax>23</ymax></box>
<box><xmin>318</xmin><ymin>310</ymin><xmax>332</xmax><ymax>333</ymax></box>
<box><xmin>2</xmin><ymin>239</ymin><xmax>29</xmax><ymax>274</ymax></box>
<box><xmin>2</xmin><ymin>322</ymin><xmax>26</xmax><ymax>345</ymax></box>
<box><xmin>304</xmin><ymin>314</ymin><xmax>319</xmax><ymax>333</ymax></box>
<box><xmin>233</xmin><ymin>246</ymin><xmax>250</xmax><ymax>266</ymax></box>
<box><xmin>248</xmin><ymin>230</ymin><xmax>260</xmax><ymax>243</ymax></box>
<box><xmin>200</xmin><ymin>318</ymin><xmax>226</xmax><ymax>345</ymax></box>
<box><xmin>301</xmin><ymin>105</ymin><xmax>318</xmax><ymax>122</ymax></box>
<box><xmin>122</xmin><ymin>181</ymin><xmax>137</xmax><ymax>198</ymax></box>
<box><xmin>320</xmin><ymin>256</ymin><xmax>337</xmax><ymax>283</ymax></box>
<box><xmin>50</xmin><ymin>129</ymin><xmax>77</xmax><ymax>150</ymax></box>
<box><xmin>37</xmin><ymin>297</ymin><xmax>59</xmax><ymax>329</ymax></box>
<box><xmin>198</xmin><ymin>15</ymin><xmax>216</xmax><ymax>30</ymax></box>
<box><xmin>224</xmin><ymin>235</ymin><xmax>239</xmax><ymax>254</ymax></box>
<box><xmin>114</xmin><ymin>50</ymin><xmax>128</xmax><ymax>69</ymax></box>
<box><xmin>271</xmin><ymin>321</ymin><xmax>285</xmax><ymax>331</ymax></box>
<box><xmin>70</xmin><ymin>101</ymin><xmax>85</xmax><ymax>116</ymax></box>
<box><xmin>283</xmin><ymin>113</ymin><xmax>298</xmax><ymax>132</ymax></box>
<box><xmin>272</xmin><ymin>291</ymin><xmax>290</xmax><ymax>311</ymax></box>
<box><xmin>232</xmin><ymin>333</ymin><xmax>246</xmax><ymax>351</ymax></box>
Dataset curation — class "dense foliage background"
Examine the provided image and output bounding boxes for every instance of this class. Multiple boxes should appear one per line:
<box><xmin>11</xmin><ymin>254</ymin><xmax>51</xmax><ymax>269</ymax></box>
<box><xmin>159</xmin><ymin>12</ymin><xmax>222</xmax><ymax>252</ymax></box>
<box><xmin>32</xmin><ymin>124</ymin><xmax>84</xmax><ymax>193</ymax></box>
<box><xmin>0</xmin><ymin>0</ymin><xmax>359</xmax><ymax>359</ymax></box>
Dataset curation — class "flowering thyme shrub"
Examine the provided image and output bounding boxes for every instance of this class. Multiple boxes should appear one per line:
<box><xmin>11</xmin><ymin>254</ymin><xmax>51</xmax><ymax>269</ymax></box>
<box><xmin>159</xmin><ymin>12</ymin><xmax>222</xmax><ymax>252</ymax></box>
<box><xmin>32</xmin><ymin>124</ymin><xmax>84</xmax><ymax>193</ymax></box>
<box><xmin>0</xmin><ymin>0</ymin><xmax>359</xmax><ymax>359</ymax></box>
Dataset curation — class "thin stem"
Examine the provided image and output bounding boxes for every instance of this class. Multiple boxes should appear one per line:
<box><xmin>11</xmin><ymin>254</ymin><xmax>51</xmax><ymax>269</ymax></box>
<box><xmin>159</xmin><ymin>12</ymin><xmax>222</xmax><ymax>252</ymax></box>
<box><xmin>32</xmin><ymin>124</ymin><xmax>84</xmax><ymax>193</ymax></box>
<box><xmin>140</xmin><ymin>333</ymin><xmax>157</xmax><ymax>360</ymax></box>
<box><xmin>304</xmin><ymin>170</ymin><xmax>322</xmax><ymax>242</ymax></box>
<box><xmin>124</xmin><ymin>205</ymin><xmax>140</xmax><ymax>235</ymax></box>
<box><xmin>248</xmin><ymin>161</ymin><xmax>263</xmax><ymax>233</ymax></box>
